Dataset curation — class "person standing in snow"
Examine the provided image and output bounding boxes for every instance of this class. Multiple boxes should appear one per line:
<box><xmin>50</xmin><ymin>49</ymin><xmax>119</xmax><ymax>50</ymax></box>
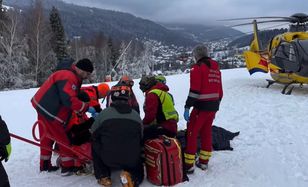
<box><xmin>183</xmin><ymin>44</ymin><xmax>223</xmax><ymax>174</ymax></box>
<box><xmin>0</xmin><ymin>116</ymin><xmax>11</xmax><ymax>187</ymax></box>
<box><xmin>81</xmin><ymin>82</ymin><xmax>110</xmax><ymax>117</ymax></box>
<box><xmin>139</xmin><ymin>75</ymin><xmax>179</xmax><ymax>141</ymax></box>
<box><xmin>91</xmin><ymin>85</ymin><xmax>144</xmax><ymax>187</ymax></box>
<box><xmin>31</xmin><ymin>58</ymin><xmax>94</xmax><ymax>175</ymax></box>
<box><xmin>106</xmin><ymin>75</ymin><xmax>140</xmax><ymax>114</ymax></box>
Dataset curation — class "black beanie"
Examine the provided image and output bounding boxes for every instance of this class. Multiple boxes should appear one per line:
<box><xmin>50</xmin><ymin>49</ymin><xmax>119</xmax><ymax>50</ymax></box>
<box><xmin>75</xmin><ymin>58</ymin><xmax>94</xmax><ymax>73</ymax></box>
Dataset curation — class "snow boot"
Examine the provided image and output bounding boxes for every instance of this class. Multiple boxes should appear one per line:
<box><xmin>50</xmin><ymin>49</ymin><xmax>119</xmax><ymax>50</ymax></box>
<box><xmin>74</xmin><ymin>166</ymin><xmax>92</xmax><ymax>176</ymax></box>
<box><xmin>185</xmin><ymin>164</ymin><xmax>195</xmax><ymax>174</ymax></box>
<box><xmin>97</xmin><ymin>177</ymin><xmax>112</xmax><ymax>187</ymax></box>
<box><xmin>196</xmin><ymin>161</ymin><xmax>208</xmax><ymax>170</ymax></box>
<box><xmin>61</xmin><ymin>166</ymin><xmax>75</xmax><ymax>176</ymax></box>
<box><xmin>40</xmin><ymin>160</ymin><xmax>59</xmax><ymax>172</ymax></box>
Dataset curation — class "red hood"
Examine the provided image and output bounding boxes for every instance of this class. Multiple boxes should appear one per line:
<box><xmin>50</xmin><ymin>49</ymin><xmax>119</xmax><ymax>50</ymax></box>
<box><xmin>146</xmin><ymin>82</ymin><xmax>169</xmax><ymax>93</ymax></box>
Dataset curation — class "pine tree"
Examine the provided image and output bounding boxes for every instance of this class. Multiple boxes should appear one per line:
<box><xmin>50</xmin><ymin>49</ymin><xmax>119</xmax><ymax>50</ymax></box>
<box><xmin>49</xmin><ymin>6</ymin><xmax>68</xmax><ymax>61</ymax></box>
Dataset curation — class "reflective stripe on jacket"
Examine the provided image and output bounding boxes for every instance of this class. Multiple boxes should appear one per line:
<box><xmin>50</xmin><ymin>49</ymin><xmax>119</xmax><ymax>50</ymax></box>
<box><xmin>185</xmin><ymin>57</ymin><xmax>223</xmax><ymax>111</ymax></box>
<box><xmin>31</xmin><ymin>66</ymin><xmax>88</xmax><ymax>124</ymax></box>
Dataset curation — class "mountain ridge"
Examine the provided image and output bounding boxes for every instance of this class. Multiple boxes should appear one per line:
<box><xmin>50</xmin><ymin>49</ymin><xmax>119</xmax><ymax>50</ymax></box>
<box><xmin>5</xmin><ymin>0</ymin><xmax>243</xmax><ymax>46</ymax></box>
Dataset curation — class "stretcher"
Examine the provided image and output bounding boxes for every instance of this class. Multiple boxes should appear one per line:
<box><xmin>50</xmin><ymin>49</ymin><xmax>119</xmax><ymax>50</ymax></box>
<box><xmin>10</xmin><ymin>120</ymin><xmax>92</xmax><ymax>164</ymax></box>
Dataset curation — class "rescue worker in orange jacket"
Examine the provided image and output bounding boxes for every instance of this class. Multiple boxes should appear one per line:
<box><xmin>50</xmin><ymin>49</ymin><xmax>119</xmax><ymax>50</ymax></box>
<box><xmin>106</xmin><ymin>75</ymin><xmax>140</xmax><ymax>114</ymax></box>
<box><xmin>81</xmin><ymin>83</ymin><xmax>110</xmax><ymax>114</ymax></box>
<box><xmin>31</xmin><ymin>58</ymin><xmax>94</xmax><ymax>175</ymax></box>
<box><xmin>183</xmin><ymin>45</ymin><xmax>223</xmax><ymax>174</ymax></box>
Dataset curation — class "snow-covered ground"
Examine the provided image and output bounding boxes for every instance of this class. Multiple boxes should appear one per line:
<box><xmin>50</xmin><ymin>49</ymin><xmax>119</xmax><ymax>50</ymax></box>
<box><xmin>1</xmin><ymin>68</ymin><xmax>308</xmax><ymax>187</ymax></box>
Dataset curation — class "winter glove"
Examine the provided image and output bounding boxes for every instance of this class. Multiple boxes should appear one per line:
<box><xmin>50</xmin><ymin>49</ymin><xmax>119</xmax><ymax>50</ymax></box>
<box><xmin>87</xmin><ymin>107</ymin><xmax>96</xmax><ymax>117</ymax></box>
<box><xmin>183</xmin><ymin>108</ymin><xmax>190</xmax><ymax>122</ymax></box>
<box><xmin>0</xmin><ymin>143</ymin><xmax>11</xmax><ymax>162</ymax></box>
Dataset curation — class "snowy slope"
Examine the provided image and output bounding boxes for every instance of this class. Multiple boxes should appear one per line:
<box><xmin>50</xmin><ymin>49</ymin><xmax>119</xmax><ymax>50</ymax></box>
<box><xmin>1</xmin><ymin>68</ymin><xmax>308</xmax><ymax>187</ymax></box>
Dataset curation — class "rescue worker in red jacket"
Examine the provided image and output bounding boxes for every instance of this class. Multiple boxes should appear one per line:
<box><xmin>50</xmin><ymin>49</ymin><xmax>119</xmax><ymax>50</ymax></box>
<box><xmin>106</xmin><ymin>75</ymin><xmax>140</xmax><ymax>114</ymax></box>
<box><xmin>183</xmin><ymin>45</ymin><xmax>223</xmax><ymax>173</ymax></box>
<box><xmin>139</xmin><ymin>75</ymin><xmax>179</xmax><ymax>141</ymax></box>
<box><xmin>81</xmin><ymin>83</ymin><xmax>110</xmax><ymax>115</ymax></box>
<box><xmin>31</xmin><ymin>58</ymin><xmax>94</xmax><ymax>175</ymax></box>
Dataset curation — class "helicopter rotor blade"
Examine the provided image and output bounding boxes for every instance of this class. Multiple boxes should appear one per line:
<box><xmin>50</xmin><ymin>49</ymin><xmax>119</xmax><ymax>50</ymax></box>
<box><xmin>218</xmin><ymin>16</ymin><xmax>293</xmax><ymax>21</ymax></box>
<box><xmin>226</xmin><ymin>19</ymin><xmax>292</xmax><ymax>27</ymax></box>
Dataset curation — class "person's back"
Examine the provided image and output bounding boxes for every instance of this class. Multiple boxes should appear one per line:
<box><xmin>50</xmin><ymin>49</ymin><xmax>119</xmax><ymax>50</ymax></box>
<box><xmin>183</xmin><ymin>44</ymin><xmax>223</xmax><ymax>174</ymax></box>
<box><xmin>91</xmin><ymin>86</ymin><xmax>144</xmax><ymax>187</ymax></box>
<box><xmin>92</xmin><ymin>103</ymin><xmax>142</xmax><ymax>167</ymax></box>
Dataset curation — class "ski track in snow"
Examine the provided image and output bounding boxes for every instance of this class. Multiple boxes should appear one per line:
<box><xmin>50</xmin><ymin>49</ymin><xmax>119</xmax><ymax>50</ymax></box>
<box><xmin>1</xmin><ymin>68</ymin><xmax>308</xmax><ymax>187</ymax></box>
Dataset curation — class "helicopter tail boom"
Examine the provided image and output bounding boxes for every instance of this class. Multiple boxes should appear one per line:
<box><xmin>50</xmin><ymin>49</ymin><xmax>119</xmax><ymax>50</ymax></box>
<box><xmin>243</xmin><ymin>51</ymin><xmax>268</xmax><ymax>74</ymax></box>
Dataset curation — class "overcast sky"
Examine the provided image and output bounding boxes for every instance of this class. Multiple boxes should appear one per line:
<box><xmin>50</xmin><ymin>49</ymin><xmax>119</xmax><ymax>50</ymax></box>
<box><xmin>63</xmin><ymin>0</ymin><xmax>308</xmax><ymax>31</ymax></box>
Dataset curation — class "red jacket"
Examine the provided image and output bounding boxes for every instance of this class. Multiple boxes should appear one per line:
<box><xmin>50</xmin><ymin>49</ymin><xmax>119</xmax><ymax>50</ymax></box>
<box><xmin>81</xmin><ymin>86</ymin><xmax>102</xmax><ymax>112</ymax></box>
<box><xmin>31</xmin><ymin>65</ymin><xmax>88</xmax><ymax>125</ymax></box>
<box><xmin>185</xmin><ymin>57</ymin><xmax>223</xmax><ymax>111</ymax></box>
<box><xmin>66</xmin><ymin>112</ymin><xmax>89</xmax><ymax>132</ymax></box>
<box><xmin>143</xmin><ymin>83</ymin><xmax>177</xmax><ymax>134</ymax></box>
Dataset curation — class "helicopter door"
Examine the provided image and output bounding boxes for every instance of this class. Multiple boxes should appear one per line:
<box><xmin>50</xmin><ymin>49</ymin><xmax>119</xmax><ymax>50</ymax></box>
<box><xmin>294</xmin><ymin>40</ymin><xmax>308</xmax><ymax>76</ymax></box>
<box><xmin>272</xmin><ymin>42</ymin><xmax>299</xmax><ymax>72</ymax></box>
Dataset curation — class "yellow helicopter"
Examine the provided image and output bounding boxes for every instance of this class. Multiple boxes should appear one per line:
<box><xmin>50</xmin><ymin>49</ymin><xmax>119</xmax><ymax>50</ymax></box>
<box><xmin>222</xmin><ymin>13</ymin><xmax>308</xmax><ymax>94</ymax></box>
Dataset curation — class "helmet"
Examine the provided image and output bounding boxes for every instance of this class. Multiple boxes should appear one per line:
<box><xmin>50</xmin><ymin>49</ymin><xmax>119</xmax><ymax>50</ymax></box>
<box><xmin>119</xmin><ymin>75</ymin><xmax>134</xmax><ymax>87</ymax></box>
<box><xmin>155</xmin><ymin>75</ymin><xmax>166</xmax><ymax>84</ymax></box>
<box><xmin>110</xmin><ymin>85</ymin><xmax>131</xmax><ymax>101</ymax></box>
<box><xmin>139</xmin><ymin>75</ymin><xmax>157</xmax><ymax>92</ymax></box>
<box><xmin>97</xmin><ymin>83</ymin><xmax>110</xmax><ymax>98</ymax></box>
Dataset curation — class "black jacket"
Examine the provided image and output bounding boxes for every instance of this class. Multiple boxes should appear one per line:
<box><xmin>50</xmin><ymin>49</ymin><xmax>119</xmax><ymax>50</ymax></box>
<box><xmin>0</xmin><ymin>115</ymin><xmax>11</xmax><ymax>187</ymax></box>
<box><xmin>0</xmin><ymin>115</ymin><xmax>10</xmax><ymax>156</ymax></box>
<box><xmin>92</xmin><ymin>101</ymin><xmax>143</xmax><ymax>169</ymax></box>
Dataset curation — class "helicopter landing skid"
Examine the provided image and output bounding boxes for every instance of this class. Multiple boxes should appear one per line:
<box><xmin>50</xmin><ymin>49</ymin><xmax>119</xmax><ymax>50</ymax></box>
<box><xmin>282</xmin><ymin>84</ymin><xmax>294</xmax><ymax>95</ymax></box>
<box><xmin>266</xmin><ymin>79</ymin><xmax>276</xmax><ymax>88</ymax></box>
<box><xmin>266</xmin><ymin>79</ymin><xmax>295</xmax><ymax>95</ymax></box>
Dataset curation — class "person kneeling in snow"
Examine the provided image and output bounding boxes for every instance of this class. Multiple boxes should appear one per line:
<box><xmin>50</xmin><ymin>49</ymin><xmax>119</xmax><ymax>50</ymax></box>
<box><xmin>139</xmin><ymin>75</ymin><xmax>179</xmax><ymax>141</ymax></box>
<box><xmin>91</xmin><ymin>85</ymin><xmax>144</xmax><ymax>187</ymax></box>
